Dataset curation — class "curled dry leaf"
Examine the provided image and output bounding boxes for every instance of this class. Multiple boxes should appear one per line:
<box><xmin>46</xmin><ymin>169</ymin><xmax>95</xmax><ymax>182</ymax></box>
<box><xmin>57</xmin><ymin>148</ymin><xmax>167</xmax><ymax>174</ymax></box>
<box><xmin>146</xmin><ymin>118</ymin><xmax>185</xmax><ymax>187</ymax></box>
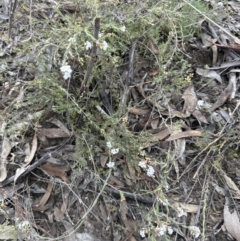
<box><xmin>196</xmin><ymin>68</ymin><xmax>222</xmax><ymax>84</ymax></box>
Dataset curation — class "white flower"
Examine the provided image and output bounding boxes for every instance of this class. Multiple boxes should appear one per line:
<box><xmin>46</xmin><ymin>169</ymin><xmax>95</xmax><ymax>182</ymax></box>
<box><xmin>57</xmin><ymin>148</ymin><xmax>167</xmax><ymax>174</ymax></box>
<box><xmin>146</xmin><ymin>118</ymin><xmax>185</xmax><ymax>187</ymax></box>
<box><xmin>217</xmin><ymin>2</ymin><xmax>223</xmax><ymax>7</ymax></box>
<box><xmin>159</xmin><ymin>198</ymin><xmax>169</xmax><ymax>206</ymax></box>
<box><xmin>168</xmin><ymin>226</ymin><xmax>173</xmax><ymax>235</ymax></box>
<box><xmin>138</xmin><ymin>160</ymin><xmax>147</xmax><ymax>169</ymax></box>
<box><xmin>100</xmin><ymin>41</ymin><xmax>108</xmax><ymax>51</ymax></box>
<box><xmin>156</xmin><ymin>224</ymin><xmax>167</xmax><ymax>236</ymax></box>
<box><xmin>85</xmin><ymin>41</ymin><xmax>92</xmax><ymax>50</ymax></box>
<box><xmin>146</xmin><ymin>165</ymin><xmax>155</xmax><ymax>177</ymax></box>
<box><xmin>177</xmin><ymin>207</ymin><xmax>187</xmax><ymax>217</ymax></box>
<box><xmin>120</xmin><ymin>25</ymin><xmax>126</xmax><ymax>32</ymax></box>
<box><xmin>68</xmin><ymin>37</ymin><xmax>76</xmax><ymax>43</ymax></box>
<box><xmin>111</xmin><ymin>148</ymin><xmax>119</xmax><ymax>155</ymax></box>
<box><xmin>60</xmin><ymin>65</ymin><xmax>72</xmax><ymax>80</ymax></box>
<box><xmin>99</xmin><ymin>32</ymin><xmax>103</xmax><ymax>38</ymax></box>
<box><xmin>106</xmin><ymin>141</ymin><xmax>112</xmax><ymax>149</ymax></box>
<box><xmin>107</xmin><ymin>161</ymin><xmax>115</xmax><ymax>168</ymax></box>
<box><xmin>189</xmin><ymin>226</ymin><xmax>201</xmax><ymax>238</ymax></box>
<box><xmin>139</xmin><ymin>229</ymin><xmax>145</xmax><ymax>238</ymax></box>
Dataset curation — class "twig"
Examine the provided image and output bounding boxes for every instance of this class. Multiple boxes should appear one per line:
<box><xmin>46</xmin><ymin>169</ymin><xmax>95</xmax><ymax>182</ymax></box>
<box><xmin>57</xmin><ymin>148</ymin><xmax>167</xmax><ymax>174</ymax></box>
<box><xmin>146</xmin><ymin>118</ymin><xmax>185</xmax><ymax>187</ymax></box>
<box><xmin>0</xmin><ymin>153</ymin><xmax>51</xmax><ymax>187</ymax></box>
<box><xmin>121</xmin><ymin>40</ymin><xmax>137</xmax><ymax>106</ymax></box>
<box><xmin>8</xmin><ymin>0</ymin><xmax>18</xmax><ymax>40</ymax></box>
<box><xmin>183</xmin><ymin>0</ymin><xmax>240</xmax><ymax>44</ymax></box>
<box><xmin>78</xmin><ymin>17</ymin><xmax>100</xmax><ymax>97</ymax></box>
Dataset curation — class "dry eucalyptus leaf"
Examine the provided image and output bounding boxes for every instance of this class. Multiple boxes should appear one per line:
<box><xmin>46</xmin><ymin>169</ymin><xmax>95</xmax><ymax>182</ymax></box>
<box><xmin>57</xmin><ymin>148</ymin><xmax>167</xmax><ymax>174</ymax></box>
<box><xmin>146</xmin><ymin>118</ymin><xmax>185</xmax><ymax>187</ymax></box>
<box><xmin>192</xmin><ymin>109</ymin><xmax>209</xmax><ymax>124</ymax></box>
<box><xmin>153</xmin><ymin>128</ymin><xmax>171</xmax><ymax>140</ymax></box>
<box><xmin>40</xmin><ymin>164</ymin><xmax>68</xmax><ymax>183</ymax></box>
<box><xmin>166</xmin><ymin>130</ymin><xmax>202</xmax><ymax>141</ymax></box>
<box><xmin>172</xmin><ymin>202</ymin><xmax>200</xmax><ymax>213</ymax></box>
<box><xmin>0</xmin><ymin>137</ymin><xmax>12</xmax><ymax>182</ymax></box>
<box><xmin>37</xmin><ymin>128</ymin><xmax>70</xmax><ymax>139</ymax></box>
<box><xmin>201</xmin><ymin>32</ymin><xmax>214</xmax><ymax>47</ymax></box>
<box><xmin>224</xmin><ymin>198</ymin><xmax>240</xmax><ymax>241</ymax></box>
<box><xmin>182</xmin><ymin>85</ymin><xmax>198</xmax><ymax>116</ymax></box>
<box><xmin>48</xmin><ymin>118</ymin><xmax>71</xmax><ymax>136</ymax></box>
<box><xmin>128</xmin><ymin>107</ymin><xmax>151</xmax><ymax>115</ymax></box>
<box><xmin>211</xmin><ymin>80</ymin><xmax>233</xmax><ymax>111</ymax></box>
<box><xmin>32</xmin><ymin>182</ymin><xmax>53</xmax><ymax>211</ymax></box>
<box><xmin>196</xmin><ymin>68</ymin><xmax>222</xmax><ymax>84</ymax></box>
<box><xmin>228</xmin><ymin>72</ymin><xmax>237</xmax><ymax>100</ymax></box>
<box><xmin>23</xmin><ymin>133</ymin><xmax>37</xmax><ymax>166</ymax></box>
<box><xmin>223</xmin><ymin>173</ymin><xmax>240</xmax><ymax>196</ymax></box>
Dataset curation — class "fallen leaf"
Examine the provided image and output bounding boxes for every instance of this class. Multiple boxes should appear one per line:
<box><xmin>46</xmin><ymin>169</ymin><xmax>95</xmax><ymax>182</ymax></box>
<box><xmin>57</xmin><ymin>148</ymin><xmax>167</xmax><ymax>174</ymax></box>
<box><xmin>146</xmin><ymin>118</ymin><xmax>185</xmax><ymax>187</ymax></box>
<box><xmin>23</xmin><ymin>132</ymin><xmax>37</xmax><ymax>167</ymax></box>
<box><xmin>211</xmin><ymin>80</ymin><xmax>233</xmax><ymax>111</ymax></box>
<box><xmin>182</xmin><ymin>85</ymin><xmax>198</xmax><ymax>116</ymax></box>
<box><xmin>153</xmin><ymin>128</ymin><xmax>171</xmax><ymax>140</ymax></box>
<box><xmin>196</xmin><ymin>68</ymin><xmax>222</xmax><ymax>84</ymax></box>
<box><xmin>228</xmin><ymin>72</ymin><xmax>237</xmax><ymax>100</ymax></box>
<box><xmin>37</xmin><ymin>128</ymin><xmax>70</xmax><ymax>139</ymax></box>
<box><xmin>192</xmin><ymin>109</ymin><xmax>209</xmax><ymax>124</ymax></box>
<box><xmin>166</xmin><ymin>130</ymin><xmax>202</xmax><ymax>141</ymax></box>
<box><xmin>224</xmin><ymin>197</ymin><xmax>240</xmax><ymax>241</ymax></box>
<box><xmin>40</xmin><ymin>164</ymin><xmax>68</xmax><ymax>183</ymax></box>
<box><xmin>32</xmin><ymin>182</ymin><xmax>53</xmax><ymax>211</ymax></box>
<box><xmin>223</xmin><ymin>173</ymin><xmax>240</xmax><ymax>196</ymax></box>
<box><xmin>172</xmin><ymin>202</ymin><xmax>200</xmax><ymax>213</ymax></box>
<box><xmin>128</xmin><ymin>107</ymin><xmax>151</xmax><ymax>115</ymax></box>
<box><xmin>48</xmin><ymin>118</ymin><xmax>71</xmax><ymax>136</ymax></box>
<box><xmin>0</xmin><ymin>137</ymin><xmax>12</xmax><ymax>182</ymax></box>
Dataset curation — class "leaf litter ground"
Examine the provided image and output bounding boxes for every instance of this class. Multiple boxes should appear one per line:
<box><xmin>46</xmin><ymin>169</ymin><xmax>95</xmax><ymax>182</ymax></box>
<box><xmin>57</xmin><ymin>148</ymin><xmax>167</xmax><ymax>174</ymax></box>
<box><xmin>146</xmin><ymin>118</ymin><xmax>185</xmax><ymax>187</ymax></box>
<box><xmin>1</xmin><ymin>0</ymin><xmax>240</xmax><ymax>240</ymax></box>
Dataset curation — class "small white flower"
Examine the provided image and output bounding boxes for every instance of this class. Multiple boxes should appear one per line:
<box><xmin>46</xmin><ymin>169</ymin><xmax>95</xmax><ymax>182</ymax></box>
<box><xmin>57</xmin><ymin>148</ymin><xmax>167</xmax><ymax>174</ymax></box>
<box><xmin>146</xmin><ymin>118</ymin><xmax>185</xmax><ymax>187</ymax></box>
<box><xmin>18</xmin><ymin>220</ymin><xmax>30</xmax><ymax>229</ymax></box>
<box><xmin>168</xmin><ymin>226</ymin><xmax>173</xmax><ymax>235</ymax></box>
<box><xmin>177</xmin><ymin>207</ymin><xmax>187</xmax><ymax>217</ymax></box>
<box><xmin>146</xmin><ymin>165</ymin><xmax>155</xmax><ymax>177</ymax></box>
<box><xmin>60</xmin><ymin>65</ymin><xmax>72</xmax><ymax>80</ymax></box>
<box><xmin>85</xmin><ymin>41</ymin><xmax>92</xmax><ymax>50</ymax></box>
<box><xmin>139</xmin><ymin>229</ymin><xmax>145</xmax><ymax>238</ymax></box>
<box><xmin>68</xmin><ymin>37</ymin><xmax>76</xmax><ymax>43</ymax></box>
<box><xmin>111</xmin><ymin>148</ymin><xmax>119</xmax><ymax>155</ymax></box>
<box><xmin>99</xmin><ymin>32</ymin><xmax>103</xmax><ymax>38</ymax></box>
<box><xmin>106</xmin><ymin>141</ymin><xmax>112</xmax><ymax>149</ymax></box>
<box><xmin>138</xmin><ymin>160</ymin><xmax>147</xmax><ymax>169</ymax></box>
<box><xmin>189</xmin><ymin>226</ymin><xmax>201</xmax><ymax>238</ymax></box>
<box><xmin>217</xmin><ymin>2</ymin><xmax>223</xmax><ymax>7</ymax></box>
<box><xmin>100</xmin><ymin>41</ymin><xmax>108</xmax><ymax>51</ymax></box>
<box><xmin>159</xmin><ymin>198</ymin><xmax>169</xmax><ymax>206</ymax></box>
<box><xmin>156</xmin><ymin>224</ymin><xmax>167</xmax><ymax>236</ymax></box>
<box><xmin>120</xmin><ymin>25</ymin><xmax>126</xmax><ymax>32</ymax></box>
<box><xmin>107</xmin><ymin>161</ymin><xmax>115</xmax><ymax>168</ymax></box>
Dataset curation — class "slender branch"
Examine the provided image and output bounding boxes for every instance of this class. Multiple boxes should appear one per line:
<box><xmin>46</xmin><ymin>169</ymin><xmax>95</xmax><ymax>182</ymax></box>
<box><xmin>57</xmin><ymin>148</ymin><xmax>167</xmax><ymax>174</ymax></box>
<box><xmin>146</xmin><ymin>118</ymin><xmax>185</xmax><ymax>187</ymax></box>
<box><xmin>0</xmin><ymin>153</ymin><xmax>51</xmax><ymax>187</ymax></box>
<box><xmin>78</xmin><ymin>17</ymin><xmax>100</xmax><ymax>97</ymax></box>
